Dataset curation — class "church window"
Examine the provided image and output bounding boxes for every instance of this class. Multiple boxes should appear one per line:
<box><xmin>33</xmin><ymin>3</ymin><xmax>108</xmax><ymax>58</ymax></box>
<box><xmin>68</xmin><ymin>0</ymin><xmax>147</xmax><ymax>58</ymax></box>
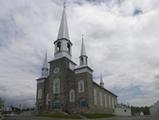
<box><xmin>38</xmin><ymin>88</ymin><xmax>42</xmax><ymax>99</ymax></box>
<box><xmin>57</xmin><ymin>42</ymin><xmax>61</xmax><ymax>52</ymax></box>
<box><xmin>79</xmin><ymin>99</ymin><xmax>87</xmax><ymax>108</ymax></box>
<box><xmin>108</xmin><ymin>95</ymin><xmax>111</xmax><ymax>108</ymax></box>
<box><xmin>67</xmin><ymin>43</ymin><xmax>71</xmax><ymax>53</ymax></box>
<box><xmin>53</xmin><ymin>78</ymin><xmax>60</xmax><ymax>95</ymax></box>
<box><xmin>112</xmin><ymin>97</ymin><xmax>115</xmax><ymax>109</ymax></box>
<box><xmin>99</xmin><ymin>92</ymin><xmax>103</xmax><ymax>106</ymax></box>
<box><xmin>94</xmin><ymin>89</ymin><xmax>97</xmax><ymax>105</ymax></box>
<box><xmin>104</xmin><ymin>94</ymin><xmax>107</xmax><ymax>108</ymax></box>
<box><xmin>52</xmin><ymin>100</ymin><xmax>61</xmax><ymax>109</ymax></box>
<box><xmin>69</xmin><ymin>89</ymin><xmax>75</xmax><ymax>102</ymax></box>
<box><xmin>78</xmin><ymin>80</ymin><xmax>84</xmax><ymax>93</ymax></box>
<box><xmin>81</xmin><ymin>57</ymin><xmax>84</xmax><ymax>64</ymax></box>
<box><xmin>46</xmin><ymin>94</ymin><xmax>48</xmax><ymax>105</ymax></box>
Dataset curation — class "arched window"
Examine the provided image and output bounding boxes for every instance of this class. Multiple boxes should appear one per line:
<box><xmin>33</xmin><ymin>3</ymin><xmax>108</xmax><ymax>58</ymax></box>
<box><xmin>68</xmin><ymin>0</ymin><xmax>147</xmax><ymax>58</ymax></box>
<box><xmin>53</xmin><ymin>78</ymin><xmax>60</xmax><ymax>95</ymax></box>
<box><xmin>78</xmin><ymin>80</ymin><xmax>84</xmax><ymax>93</ymax></box>
<box><xmin>112</xmin><ymin>97</ymin><xmax>115</xmax><ymax>109</ymax></box>
<box><xmin>38</xmin><ymin>88</ymin><xmax>42</xmax><ymax>99</ymax></box>
<box><xmin>69</xmin><ymin>89</ymin><xmax>75</xmax><ymax>102</ymax></box>
<box><xmin>80</xmin><ymin>57</ymin><xmax>84</xmax><ymax>64</ymax></box>
<box><xmin>57</xmin><ymin>42</ymin><xmax>61</xmax><ymax>52</ymax></box>
<box><xmin>67</xmin><ymin>43</ymin><xmax>71</xmax><ymax>53</ymax></box>
<box><xmin>108</xmin><ymin>95</ymin><xmax>111</xmax><ymax>108</ymax></box>
<box><xmin>46</xmin><ymin>94</ymin><xmax>49</xmax><ymax>105</ymax></box>
<box><xmin>99</xmin><ymin>92</ymin><xmax>103</xmax><ymax>106</ymax></box>
<box><xmin>94</xmin><ymin>89</ymin><xmax>97</xmax><ymax>105</ymax></box>
<box><xmin>104</xmin><ymin>94</ymin><xmax>107</xmax><ymax>108</ymax></box>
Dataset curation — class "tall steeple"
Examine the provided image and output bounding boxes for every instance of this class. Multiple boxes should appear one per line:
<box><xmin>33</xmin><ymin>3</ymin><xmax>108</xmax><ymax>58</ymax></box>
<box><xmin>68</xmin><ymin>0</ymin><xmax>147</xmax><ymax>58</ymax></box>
<box><xmin>54</xmin><ymin>3</ymin><xmax>72</xmax><ymax>59</ymax></box>
<box><xmin>41</xmin><ymin>52</ymin><xmax>48</xmax><ymax>77</ymax></box>
<box><xmin>100</xmin><ymin>74</ymin><xmax>104</xmax><ymax>87</ymax></box>
<box><xmin>81</xmin><ymin>35</ymin><xmax>86</xmax><ymax>56</ymax></box>
<box><xmin>57</xmin><ymin>2</ymin><xmax>69</xmax><ymax>40</ymax></box>
<box><xmin>79</xmin><ymin>35</ymin><xmax>88</xmax><ymax>66</ymax></box>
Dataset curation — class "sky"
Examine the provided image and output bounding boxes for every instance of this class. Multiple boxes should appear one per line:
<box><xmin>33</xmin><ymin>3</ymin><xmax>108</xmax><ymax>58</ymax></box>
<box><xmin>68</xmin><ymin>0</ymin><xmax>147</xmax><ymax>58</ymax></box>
<box><xmin>0</xmin><ymin>0</ymin><xmax>159</xmax><ymax>107</ymax></box>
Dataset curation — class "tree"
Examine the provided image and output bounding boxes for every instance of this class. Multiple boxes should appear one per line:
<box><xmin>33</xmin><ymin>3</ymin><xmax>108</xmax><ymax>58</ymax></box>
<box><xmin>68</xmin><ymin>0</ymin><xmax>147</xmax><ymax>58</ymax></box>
<box><xmin>131</xmin><ymin>106</ymin><xmax>150</xmax><ymax>115</ymax></box>
<box><xmin>0</xmin><ymin>98</ymin><xmax>4</xmax><ymax>107</ymax></box>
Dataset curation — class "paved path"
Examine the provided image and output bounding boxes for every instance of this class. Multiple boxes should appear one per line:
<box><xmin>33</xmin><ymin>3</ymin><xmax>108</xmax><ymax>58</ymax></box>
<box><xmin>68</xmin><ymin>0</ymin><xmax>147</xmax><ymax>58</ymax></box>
<box><xmin>5</xmin><ymin>112</ymin><xmax>159</xmax><ymax>120</ymax></box>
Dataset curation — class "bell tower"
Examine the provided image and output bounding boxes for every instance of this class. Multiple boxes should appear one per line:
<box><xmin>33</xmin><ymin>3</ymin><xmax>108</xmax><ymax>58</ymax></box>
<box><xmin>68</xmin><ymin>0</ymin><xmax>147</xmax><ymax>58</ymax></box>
<box><xmin>54</xmin><ymin>3</ymin><xmax>72</xmax><ymax>60</ymax></box>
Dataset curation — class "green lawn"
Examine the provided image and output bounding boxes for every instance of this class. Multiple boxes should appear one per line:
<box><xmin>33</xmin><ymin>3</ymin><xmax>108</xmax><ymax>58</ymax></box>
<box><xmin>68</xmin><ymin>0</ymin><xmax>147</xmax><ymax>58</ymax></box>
<box><xmin>36</xmin><ymin>113</ymin><xmax>81</xmax><ymax>119</ymax></box>
<box><xmin>35</xmin><ymin>112</ymin><xmax>114</xmax><ymax>119</ymax></box>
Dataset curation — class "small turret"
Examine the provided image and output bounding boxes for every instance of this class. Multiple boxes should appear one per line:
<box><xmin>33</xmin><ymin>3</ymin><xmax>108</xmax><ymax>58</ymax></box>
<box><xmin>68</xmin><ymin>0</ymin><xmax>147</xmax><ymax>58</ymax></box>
<box><xmin>41</xmin><ymin>52</ymin><xmax>48</xmax><ymax>77</ymax></box>
<box><xmin>100</xmin><ymin>74</ymin><xmax>104</xmax><ymax>87</ymax></box>
<box><xmin>79</xmin><ymin>35</ymin><xmax>88</xmax><ymax>66</ymax></box>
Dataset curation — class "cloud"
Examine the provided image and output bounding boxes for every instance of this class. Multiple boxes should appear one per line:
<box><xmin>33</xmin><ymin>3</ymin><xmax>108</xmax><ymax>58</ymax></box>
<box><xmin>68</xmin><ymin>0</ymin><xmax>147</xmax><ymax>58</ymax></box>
<box><xmin>0</xmin><ymin>0</ymin><xmax>159</xmax><ymax>107</ymax></box>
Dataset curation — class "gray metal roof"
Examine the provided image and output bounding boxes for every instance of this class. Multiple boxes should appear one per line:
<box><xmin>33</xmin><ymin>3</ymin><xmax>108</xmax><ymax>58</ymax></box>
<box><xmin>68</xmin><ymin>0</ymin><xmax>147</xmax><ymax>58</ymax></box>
<box><xmin>57</xmin><ymin>5</ymin><xmax>70</xmax><ymax>40</ymax></box>
<box><xmin>42</xmin><ymin>52</ymin><xmax>48</xmax><ymax>69</ymax></box>
<box><xmin>80</xmin><ymin>35</ymin><xmax>86</xmax><ymax>56</ymax></box>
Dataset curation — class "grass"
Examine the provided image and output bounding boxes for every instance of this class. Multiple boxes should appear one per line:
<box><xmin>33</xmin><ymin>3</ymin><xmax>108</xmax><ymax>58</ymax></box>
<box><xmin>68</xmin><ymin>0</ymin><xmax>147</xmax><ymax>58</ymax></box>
<box><xmin>35</xmin><ymin>112</ymin><xmax>114</xmax><ymax>119</ymax></box>
<box><xmin>36</xmin><ymin>113</ymin><xmax>81</xmax><ymax>119</ymax></box>
<box><xmin>82</xmin><ymin>113</ymin><xmax>114</xmax><ymax>119</ymax></box>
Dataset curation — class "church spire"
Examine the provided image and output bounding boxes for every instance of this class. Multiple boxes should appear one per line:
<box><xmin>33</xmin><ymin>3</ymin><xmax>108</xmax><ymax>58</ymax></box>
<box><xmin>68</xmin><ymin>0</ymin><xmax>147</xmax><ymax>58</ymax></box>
<box><xmin>79</xmin><ymin>35</ymin><xmax>88</xmax><ymax>66</ymax></box>
<box><xmin>57</xmin><ymin>2</ymin><xmax>69</xmax><ymax>40</ymax></box>
<box><xmin>42</xmin><ymin>52</ymin><xmax>48</xmax><ymax>77</ymax></box>
<box><xmin>54</xmin><ymin>3</ymin><xmax>72</xmax><ymax>60</ymax></box>
<box><xmin>100</xmin><ymin>74</ymin><xmax>104</xmax><ymax>87</ymax></box>
<box><xmin>43</xmin><ymin>52</ymin><xmax>48</xmax><ymax>69</ymax></box>
<box><xmin>81</xmin><ymin>35</ymin><xmax>86</xmax><ymax>56</ymax></box>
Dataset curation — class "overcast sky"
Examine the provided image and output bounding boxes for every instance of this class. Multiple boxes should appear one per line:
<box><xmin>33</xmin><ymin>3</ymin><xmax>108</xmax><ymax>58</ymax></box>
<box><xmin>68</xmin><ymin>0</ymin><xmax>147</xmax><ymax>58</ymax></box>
<box><xmin>0</xmin><ymin>0</ymin><xmax>159</xmax><ymax>107</ymax></box>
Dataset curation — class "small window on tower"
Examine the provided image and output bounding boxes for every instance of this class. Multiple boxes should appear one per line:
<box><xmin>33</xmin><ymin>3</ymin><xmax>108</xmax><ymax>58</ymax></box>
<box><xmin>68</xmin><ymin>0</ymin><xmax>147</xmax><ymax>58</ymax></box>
<box><xmin>53</xmin><ymin>78</ymin><xmax>60</xmax><ymax>95</ymax></box>
<box><xmin>81</xmin><ymin>57</ymin><xmax>84</xmax><ymax>63</ymax></box>
<box><xmin>38</xmin><ymin>89</ymin><xmax>42</xmax><ymax>99</ymax></box>
<box><xmin>78</xmin><ymin>80</ymin><xmax>84</xmax><ymax>93</ymax></box>
<box><xmin>69</xmin><ymin>89</ymin><xmax>75</xmax><ymax>102</ymax></box>
<box><xmin>67</xmin><ymin>43</ymin><xmax>70</xmax><ymax>53</ymax></box>
<box><xmin>57</xmin><ymin>42</ymin><xmax>61</xmax><ymax>52</ymax></box>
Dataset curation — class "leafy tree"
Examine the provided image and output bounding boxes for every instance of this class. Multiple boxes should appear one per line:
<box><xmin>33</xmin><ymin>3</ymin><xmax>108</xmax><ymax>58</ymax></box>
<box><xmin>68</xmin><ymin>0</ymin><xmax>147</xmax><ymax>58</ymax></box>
<box><xmin>131</xmin><ymin>106</ymin><xmax>150</xmax><ymax>115</ymax></box>
<box><xmin>0</xmin><ymin>98</ymin><xmax>4</xmax><ymax>107</ymax></box>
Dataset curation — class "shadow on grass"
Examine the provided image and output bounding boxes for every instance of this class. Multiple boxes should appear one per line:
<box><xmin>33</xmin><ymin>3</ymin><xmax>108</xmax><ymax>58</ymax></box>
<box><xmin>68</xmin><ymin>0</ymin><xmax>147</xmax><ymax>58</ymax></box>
<box><xmin>82</xmin><ymin>113</ymin><xmax>114</xmax><ymax>119</ymax></box>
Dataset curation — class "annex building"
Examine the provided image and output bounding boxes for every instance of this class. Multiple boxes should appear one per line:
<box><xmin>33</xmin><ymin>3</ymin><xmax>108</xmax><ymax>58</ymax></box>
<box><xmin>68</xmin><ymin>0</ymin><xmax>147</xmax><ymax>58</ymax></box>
<box><xmin>36</xmin><ymin>5</ymin><xmax>117</xmax><ymax>113</ymax></box>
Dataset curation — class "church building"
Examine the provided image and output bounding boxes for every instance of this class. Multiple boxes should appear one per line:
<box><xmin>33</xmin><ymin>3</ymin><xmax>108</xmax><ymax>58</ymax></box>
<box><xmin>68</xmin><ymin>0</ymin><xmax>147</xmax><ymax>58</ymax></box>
<box><xmin>36</xmin><ymin>4</ymin><xmax>117</xmax><ymax>113</ymax></box>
